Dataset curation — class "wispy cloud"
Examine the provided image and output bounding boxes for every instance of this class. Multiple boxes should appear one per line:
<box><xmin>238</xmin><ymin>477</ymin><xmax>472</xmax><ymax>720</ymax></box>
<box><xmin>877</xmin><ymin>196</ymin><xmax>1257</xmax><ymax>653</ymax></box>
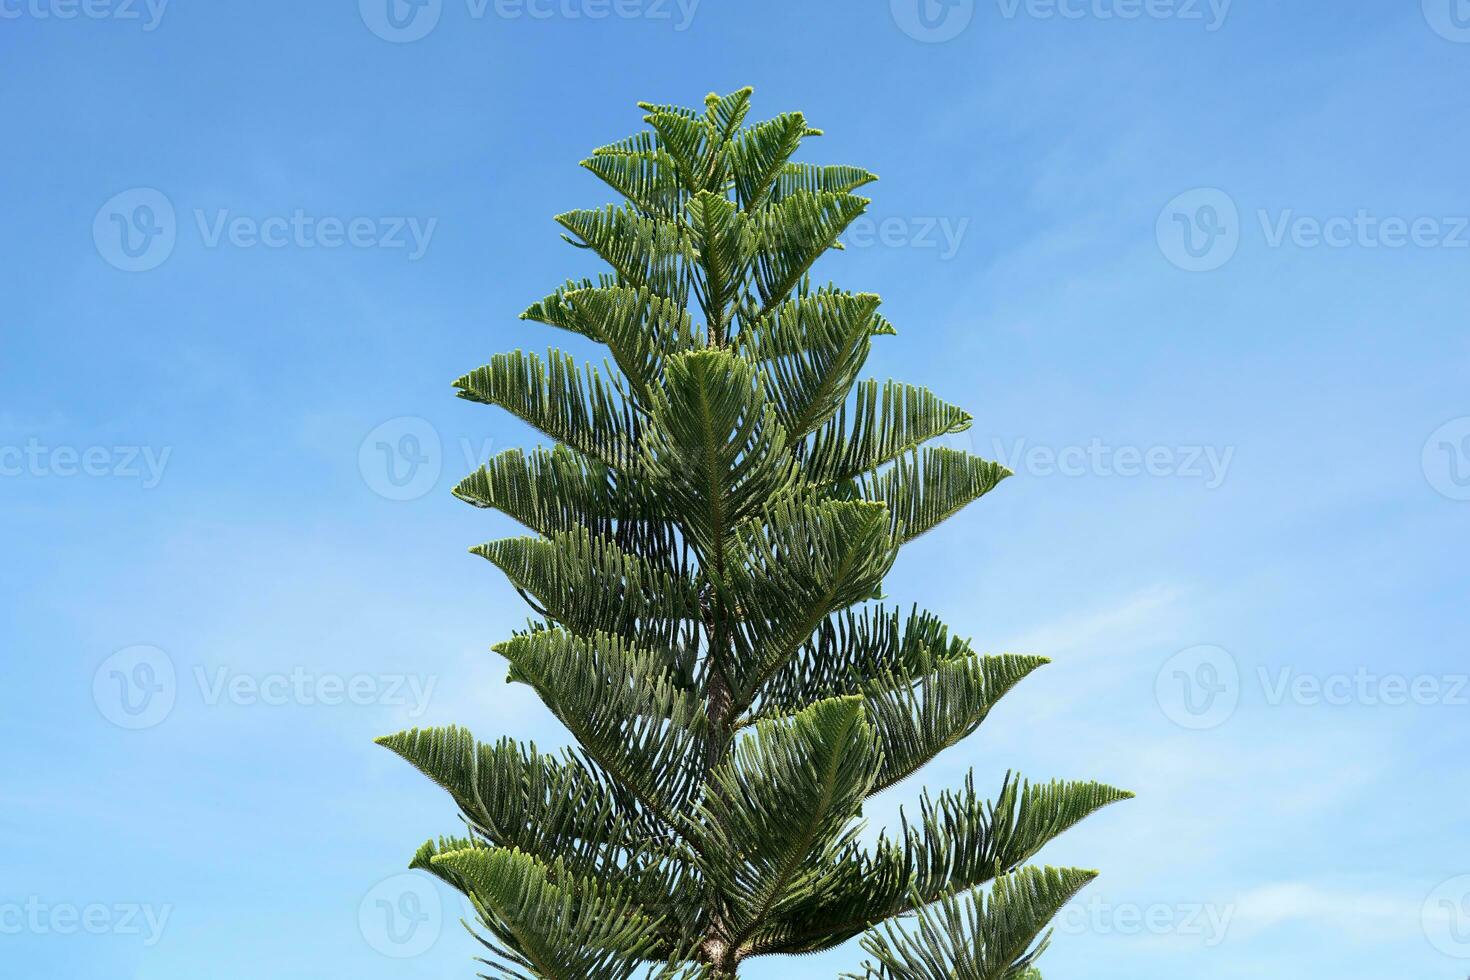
<box><xmin>1229</xmin><ymin>880</ymin><xmax>1424</xmax><ymax>943</ymax></box>
<box><xmin>1000</xmin><ymin>583</ymin><xmax>1187</xmax><ymax>659</ymax></box>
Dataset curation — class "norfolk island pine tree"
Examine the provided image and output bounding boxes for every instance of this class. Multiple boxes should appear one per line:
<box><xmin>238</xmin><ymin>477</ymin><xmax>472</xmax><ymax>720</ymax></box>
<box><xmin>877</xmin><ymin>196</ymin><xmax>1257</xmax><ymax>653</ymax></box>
<box><xmin>376</xmin><ymin>87</ymin><xmax>1131</xmax><ymax>979</ymax></box>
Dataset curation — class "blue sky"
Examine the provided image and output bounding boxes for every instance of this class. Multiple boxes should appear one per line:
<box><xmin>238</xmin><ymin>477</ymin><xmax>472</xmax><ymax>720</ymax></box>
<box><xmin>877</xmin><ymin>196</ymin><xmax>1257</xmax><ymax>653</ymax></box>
<box><xmin>3</xmin><ymin>1</ymin><xmax>1469</xmax><ymax>977</ymax></box>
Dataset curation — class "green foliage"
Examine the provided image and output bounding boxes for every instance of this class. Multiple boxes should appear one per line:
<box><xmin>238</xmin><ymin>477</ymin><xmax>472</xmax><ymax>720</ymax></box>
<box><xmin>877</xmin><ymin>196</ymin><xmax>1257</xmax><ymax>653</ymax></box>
<box><xmin>378</xmin><ymin>87</ymin><xmax>1129</xmax><ymax>978</ymax></box>
<box><xmin>842</xmin><ymin>867</ymin><xmax>1097</xmax><ymax>980</ymax></box>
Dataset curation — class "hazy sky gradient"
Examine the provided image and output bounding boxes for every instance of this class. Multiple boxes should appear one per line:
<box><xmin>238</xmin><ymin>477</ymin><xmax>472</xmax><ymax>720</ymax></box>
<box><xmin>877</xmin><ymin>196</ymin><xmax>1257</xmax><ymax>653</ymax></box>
<box><xmin>3</xmin><ymin>2</ymin><xmax>1468</xmax><ymax>977</ymax></box>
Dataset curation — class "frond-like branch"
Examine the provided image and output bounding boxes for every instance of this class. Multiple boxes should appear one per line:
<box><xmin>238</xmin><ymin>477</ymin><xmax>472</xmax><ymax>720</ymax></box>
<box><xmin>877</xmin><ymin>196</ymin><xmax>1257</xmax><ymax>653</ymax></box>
<box><xmin>803</xmin><ymin>380</ymin><xmax>973</xmax><ymax>485</ymax></box>
<box><xmin>695</xmin><ymin>696</ymin><xmax>879</xmax><ymax>941</ymax></box>
<box><xmin>738</xmin><ymin>289</ymin><xmax>888</xmax><ymax>440</ymax></box>
<box><xmin>454</xmin><ymin>349</ymin><xmax>637</xmax><ymax>470</ymax></box>
<box><xmin>746</xmin><ymin>775</ymin><xmax>1131</xmax><ymax>956</ymax></box>
<box><xmin>748</xmin><ymin>190</ymin><xmax>869</xmax><ymax>317</ymax></box>
<box><xmin>495</xmin><ymin>629</ymin><xmax>708</xmax><ymax>828</ymax></box>
<box><xmin>472</xmin><ymin>528</ymin><xmax>699</xmax><ymax>650</ymax></box>
<box><xmin>583</xmin><ymin>135</ymin><xmax>686</xmax><ymax>218</ymax></box>
<box><xmin>376</xmin><ymin>728</ymin><xmax>637</xmax><ymax>872</ymax></box>
<box><xmin>638</xmin><ymin>350</ymin><xmax>797</xmax><ymax>565</ymax></box>
<box><xmin>719</xmin><ymin>497</ymin><xmax>898</xmax><ymax>710</ymax></box>
<box><xmin>855</xmin><ymin>448</ymin><xmax>1012</xmax><ymax>543</ymax></box>
<box><xmin>863</xmin><ymin>653</ymin><xmax>1048</xmax><ymax>793</ymax></box>
<box><xmin>845</xmin><ymin>866</ymin><xmax>1099</xmax><ymax>980</ymax></box>
<box><xmin>432</xmin><ymin>846</ymin><xmax>667</xmax><ymax>980</ymax></box>
<box><xmin>749</xmin><ymin>605</ymin><xmax>973</xmax><ymax>723</ymax></box>
<box><xmin>556</xmin><ymin>205</ymin><xmax>695</xmax><ymax>306</ymax></box>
